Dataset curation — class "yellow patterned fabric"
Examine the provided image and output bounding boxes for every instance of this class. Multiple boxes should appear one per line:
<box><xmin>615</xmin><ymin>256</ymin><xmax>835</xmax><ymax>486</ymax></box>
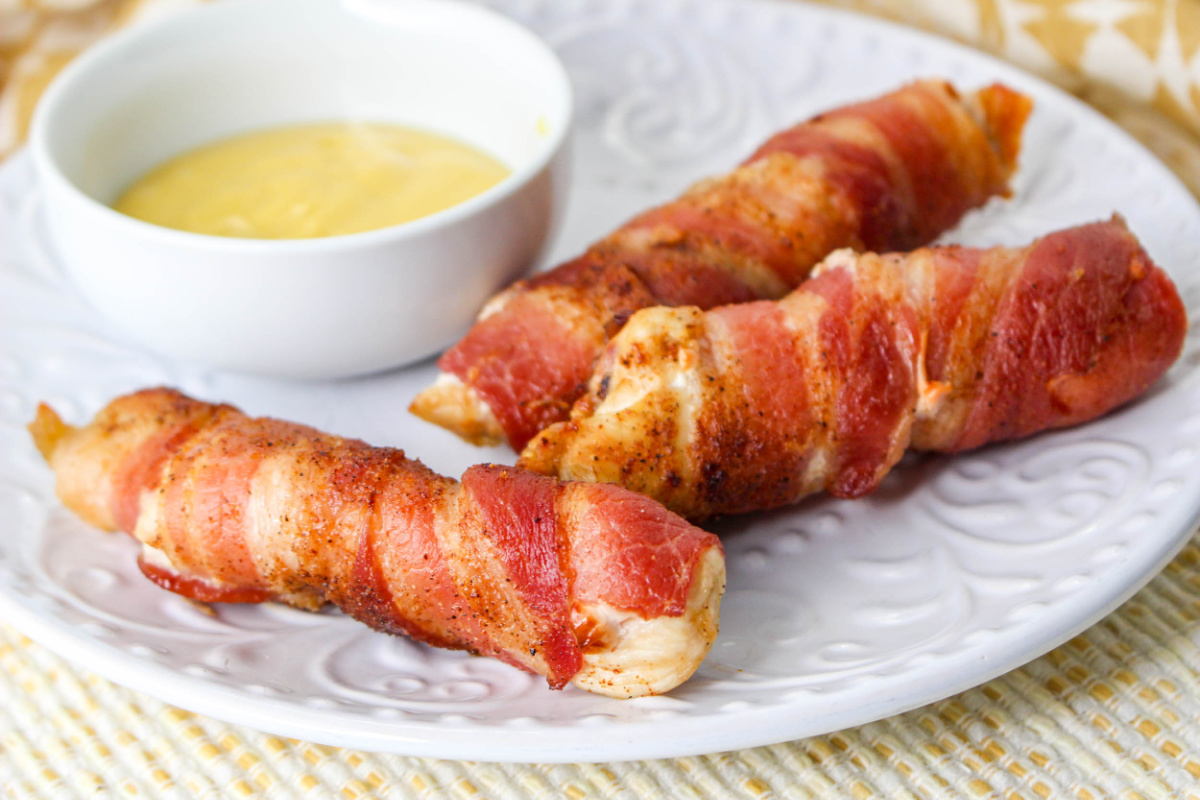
<box><xmin>814</xmin><ymin>0</ymin><xmax>1200</xmax><ymax>195</ymax></box>
<box><xmin>815</xmin><ymin>0</ymin><xmax>1200</xmax><ymax>121</ymax></box>
<box><xmin>3</xmin><ymin>1</ymin><xmax>1200</xmax><ymax>798</ymax></box>
<box><xmin>0</xmin><ymin>0</ymin><xmax>203</xmax><ymax>160</ymax></box>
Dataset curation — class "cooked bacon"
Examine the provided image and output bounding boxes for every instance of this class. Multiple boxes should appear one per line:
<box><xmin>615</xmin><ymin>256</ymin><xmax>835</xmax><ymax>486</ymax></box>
<box><xmin>411</xmin><ymin>80</ymin><xmax>1033</xmax><ymax>450</ymax></box>
<box><xmin>28</xmin><ymin>388</ymin><xmax>725</xmax><ymax>697</ymax></box>
<box><xmin>520</xmin><ymin>218</ymin><xmax>1188</xmax><ymax>520</ymax></box>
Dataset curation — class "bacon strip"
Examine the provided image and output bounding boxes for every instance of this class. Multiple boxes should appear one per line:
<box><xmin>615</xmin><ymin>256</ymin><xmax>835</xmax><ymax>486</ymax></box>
<box><xmin>520</xmin><ymin>218</ymin><xmax>1188</xmax><ymax>520</ymax></box>
<box><xmin>28</xmin><ymin>389</ymin><xmax>725</xmax><ymax>697</ymax></box>
<box><xmin>412</xmin><ymin>80</ymin><xmax>1032</xmax><ymax>450</ymax></box>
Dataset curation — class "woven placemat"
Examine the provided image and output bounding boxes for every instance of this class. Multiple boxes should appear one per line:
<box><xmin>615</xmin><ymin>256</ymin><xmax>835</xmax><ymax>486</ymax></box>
<box><xmin>3</xmin><ymin>533</ymin><xmax>1199</xmax><ymax>798</ymax></box>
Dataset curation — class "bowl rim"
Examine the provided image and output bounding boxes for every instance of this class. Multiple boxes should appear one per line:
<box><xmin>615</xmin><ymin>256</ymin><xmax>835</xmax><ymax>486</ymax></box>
<box><xmin>28</xmin><ymin>0</ymin><xmax>574</xmax><ymax>256</ymax></box>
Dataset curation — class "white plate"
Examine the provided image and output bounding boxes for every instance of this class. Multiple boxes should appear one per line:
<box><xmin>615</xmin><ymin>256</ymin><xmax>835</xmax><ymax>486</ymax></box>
<box><xmin>2</xmin><ymin>0</ymin><xmax>1200</xmax><ymax>764</ymax></box>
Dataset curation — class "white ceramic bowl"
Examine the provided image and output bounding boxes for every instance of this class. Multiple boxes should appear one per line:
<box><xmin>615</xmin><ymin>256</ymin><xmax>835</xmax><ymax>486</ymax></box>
<box><xmin>30</xmin><ymin>0</ymin><xmax>572</xmax><ymax>379</ymax></box>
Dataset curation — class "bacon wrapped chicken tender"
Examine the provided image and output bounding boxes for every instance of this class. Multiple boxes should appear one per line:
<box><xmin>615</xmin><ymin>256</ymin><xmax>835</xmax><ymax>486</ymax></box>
<box><xmin>412</xmin><ymin>80</ymin><xmax>1033</xmax><ymax>450</ymax></box>
<box><xmin>29</xmin><ymin>389</ymin><xmax>725</xmax><ymax>697</ymax></box>
<box><xmin>521</xmin><ymin>218</ymin><xmax>1187</xmax><ymax>520</ymax></box>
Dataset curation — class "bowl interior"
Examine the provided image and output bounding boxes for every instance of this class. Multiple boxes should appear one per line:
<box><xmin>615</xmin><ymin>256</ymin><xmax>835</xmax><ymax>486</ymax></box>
<box><xmin>38</xmin><ymin>0</ymin><xmax>570</xmax><ymax>208</ymax></box>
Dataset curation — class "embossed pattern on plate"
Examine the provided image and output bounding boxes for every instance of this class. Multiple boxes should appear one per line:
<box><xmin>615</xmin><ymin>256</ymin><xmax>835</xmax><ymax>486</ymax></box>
<box><xmin>2</xmin><ymin>0</ymin><xmax>1200</xmax><ymax>762</ymax></box>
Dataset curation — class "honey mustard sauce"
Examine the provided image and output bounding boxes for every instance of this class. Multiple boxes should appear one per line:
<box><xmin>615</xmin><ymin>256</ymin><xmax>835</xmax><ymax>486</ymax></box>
<box><xmin>113</xmin><ymin>122</ymin><xmax>511</xmax><ymax>239</ymax></box>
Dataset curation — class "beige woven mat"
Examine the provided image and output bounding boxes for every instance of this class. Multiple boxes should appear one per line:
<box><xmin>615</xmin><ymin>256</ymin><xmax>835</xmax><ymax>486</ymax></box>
<box><xmin>5</xmin><ymin>1</ymin><xmax>1200</xmax><ymax>797</ymax></box>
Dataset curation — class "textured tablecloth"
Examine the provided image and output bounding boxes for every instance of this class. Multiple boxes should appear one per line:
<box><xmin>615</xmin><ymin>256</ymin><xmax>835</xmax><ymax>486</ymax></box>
<box><xmin>4</xmin><ymin>1</ymin><xmax>1200</xmax><ymax>797</ymax></box>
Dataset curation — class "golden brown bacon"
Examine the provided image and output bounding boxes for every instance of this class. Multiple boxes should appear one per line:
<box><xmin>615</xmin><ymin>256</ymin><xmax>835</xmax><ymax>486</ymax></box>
<box><xmin>411</xmin><ymin>80</ymin><xmax>1033</xmax><ymax>450</ymax></box>
<box><xmin>520</xmin><ymin>218</ymin><xmax>1188</xmax><ymax>520</ymax></box>
<box><xmin>29</xmin><ymin>389</ymin><xmax>725</xmax><ymax>697</ymax></box>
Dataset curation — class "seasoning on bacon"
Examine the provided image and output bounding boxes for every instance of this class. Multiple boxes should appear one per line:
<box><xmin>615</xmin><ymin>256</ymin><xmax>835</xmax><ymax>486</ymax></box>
<box><xmin>411</xmin><ymin>79</ymin><xmax>1033</xmax><ymax>451</ymax></box>
<box><xmin>28</xmin><ymin>388</ymin><xmax>725</xmax><ymax>697</ymax></box>
<box><xmin>520</xmin><ymin>218</ymin><xmax>1188</xmax><ymax>520</ymax></box>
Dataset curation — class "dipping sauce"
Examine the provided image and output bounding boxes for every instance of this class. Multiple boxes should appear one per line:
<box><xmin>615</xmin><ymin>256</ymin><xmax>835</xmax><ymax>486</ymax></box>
<box><xmin>113</xmin><ymin>122</ymin><xmax>511</xmax><ymax>239</ymax></box>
